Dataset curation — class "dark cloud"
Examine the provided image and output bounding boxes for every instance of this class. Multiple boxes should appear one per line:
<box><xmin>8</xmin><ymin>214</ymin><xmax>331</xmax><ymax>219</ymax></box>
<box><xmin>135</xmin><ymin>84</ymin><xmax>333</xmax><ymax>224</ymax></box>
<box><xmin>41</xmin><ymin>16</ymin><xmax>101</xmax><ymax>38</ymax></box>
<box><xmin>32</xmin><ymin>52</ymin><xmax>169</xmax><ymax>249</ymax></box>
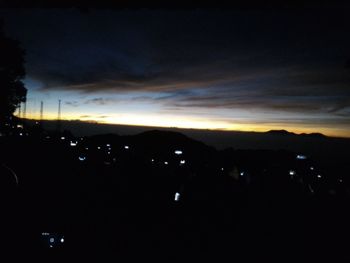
<box><xmin>65</xmin><ymin>101</ymin><xmax>80</xmax><ymax>107</ymax></box>
<box><xmin>0</xmin><ymin>8</ymin><xmax>349</xmax><ymax>132</ymax></box>
<box><xmin>84</xmin><ymin>97</ymin><xmax>119</xmax><ymax>105</ymax></box>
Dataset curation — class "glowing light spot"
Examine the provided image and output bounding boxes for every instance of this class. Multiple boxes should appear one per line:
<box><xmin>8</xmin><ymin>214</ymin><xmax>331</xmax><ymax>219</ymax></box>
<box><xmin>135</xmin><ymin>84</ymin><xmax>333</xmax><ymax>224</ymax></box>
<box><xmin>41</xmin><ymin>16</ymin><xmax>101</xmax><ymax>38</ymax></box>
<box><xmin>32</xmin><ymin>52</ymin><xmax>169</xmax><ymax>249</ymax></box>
<box><xmin>175</xmin><ymin>150</ymin><xmax>183</xmax><ymax>155</ymax></box>
<box><xmin>85</xmin><ymin>147</ymin><xmax>89</xmax><ymax>150</ymax></box>
<box><xmin>61</xmin><ymin>238</ymin><xmax>64</xmax><ymax>243</ymax></box>
<box><xmin>317</xmin><ymin>174</ymin><xmax>322</xmax><ymax>179</ymax></box>
<box><xmin>221</xmin><ymin>168</ymin><xmax>224</xmax><ymax>171</ymax></box>
<box><xmin>124</xmin><ymin>145</ymin><xmax>129</xmax><ymax>149</ymax></box>
<box><xmin>310</xmin><ymin>167</ymin><xmax>314</xmax><ymax>170</ymax></box>
<box><xmin>61</xmin><ymin>136</ymin><xmax>65</xmax><ymax>140</ymax></box>
<box><xmin>49</xmin><ymin>237</ymin><xmax>55</xmax><ymax>243</ymax></box>
<box><xmin>19</xmin><ymin>133</ymin><xmax>23</xmax><ymax>136</ymax></box>
<box><xmin>70</xmin><ymin>141</ymin><xmax>77</xmax><ymax>146</ymax></box>
<box><xmin>240</xmin><ymin>172</ymin><xmax>244</xmax><ymax>176</ymax></box>
<box><xmin>151</xmin><ymin>159</ymin><xmax>154</xmax><ymax>162</ymax></box>
<box><xmin>78</xmin><ymin>156</ymin><xmax>86</xmax><ymax>161</ymax></box>
<box><xmin>107</xmin><ymin>151</ymin><xmax>111</xmax><ymax>155</ymax></box>
<box><xmin>97</xmin><ymin>146</ymin><xmax>101</xmax><ymax>150</ymax></box>
<box><xmin>106</xmin><ymin>144</ymin><xmax>110</xmax><ymax>147</ymax></box>
<box><xmin>339</xmin><ymin>179</ymin><xmax>343</xmax><ymax>183</ymax></box>
<box><xmin>289</xmin><ymin>170</ymin><xmax>296</xmax><ymax>176</ymax></box>
<box><xmin>174</xmin><ymin>192</ymin><xmax>180</xmax><ymax>201</ymax></box>
<box><xmin>164</xmin><ymin>161</ymin><xmax>168</xmax><ymax>165</ymax></box>
<box><xmin>180</xmin><ymin>160</ymin><xmax>186</xmax><ymax>165</ymax></box>
<box><xmin>296</xmin><ymin>154</ymin><xmax>307</xmax><ymax>160</ymax></box>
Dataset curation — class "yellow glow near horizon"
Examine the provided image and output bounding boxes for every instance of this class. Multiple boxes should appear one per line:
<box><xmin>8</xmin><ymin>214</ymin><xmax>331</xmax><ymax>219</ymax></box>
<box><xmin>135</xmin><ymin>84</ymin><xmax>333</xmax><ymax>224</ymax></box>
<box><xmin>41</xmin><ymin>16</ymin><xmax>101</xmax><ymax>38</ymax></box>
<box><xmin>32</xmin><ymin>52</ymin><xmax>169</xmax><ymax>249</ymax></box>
<box><xmin>22</xmin><ymin>111</ymin><xmax>350</xmax><ymax>138</ymax></box>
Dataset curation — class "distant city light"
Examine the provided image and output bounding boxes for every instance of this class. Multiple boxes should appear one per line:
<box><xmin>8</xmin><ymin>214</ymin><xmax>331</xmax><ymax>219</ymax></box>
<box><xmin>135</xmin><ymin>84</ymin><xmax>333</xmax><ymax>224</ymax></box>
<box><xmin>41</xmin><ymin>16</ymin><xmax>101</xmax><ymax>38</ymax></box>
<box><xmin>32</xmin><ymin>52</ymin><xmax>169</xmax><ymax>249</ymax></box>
<box><xmin>289</xmin><ymin>170</ymin><xmax>296</xmax><ymax>176</ymax></box>
<box><xmin>85</xmin><ymin>147</ymin><xmax>89</xmax><ymax>150</ymax></box>
<box><xmin>106</xmin><ymin>144</ymin><xmax>111</xmax><ymax>147</ymax></box>
<box><xmin>107</xmin><ymin>151</ymin><xmax>111</xmax><ymax>155</ymax></box>
<box><xmin>61</xmin><ymin>136</ymin><xmax>65</xmax><ymax>140</ymax></box>
<box><xmin>317</xmin><ymin>174</ymin><xmax>322</xmax><ymax>178</ymax></box>
<box><xmin>296</xmin><ymin>154</ymin><xmax>307</xmax><ymax>160</ymax></box>
<box><xmin>78</xmin><ymin>156</ymin><xmax>86</xmax><ymax>161</ymax></box>
<box><xmin>124</xmin><ymin>145</ymin><xmax>129</xmax><ymax>149</ymax></box>
<box><xmin>164</xmin><ymin>161</ymin><xmax>168</xmax><ymax>165</ymax></box>
<box><xmin>151</xmin><ymin>159</ymin><xmax>154</xmax><ymax>162</ymax></box>
<box><xmin>113</xmin><ymin>158</ymin><xmax>117</xmax><ymax>162</ymax></box>
<box><xmin>45</xmin><ymin>136</ymin><xmax>50</xmax><ymax>139</ymax></box>
<box><xmin>174</xmin><ymin>192</ymin><xmax>180</xmax><ymax>201</ymax></box>
<box><xmin>221</xmin><ymin>168</ymin><xmax>224</xmax><ymax>171</ymax></box>
<box><xmin>339</xmin><ymin>179</ymin><xmax>343</xmax><ymax>183</ymax></box>
<box><xmin>175</xmin><ymin>150</ymin><xmax>183</xmax><ymax>155</ymax></box>
<box><xmin>180</xmin><ymin>160</ymin><xmax>186</xmax><ymax>165</ymax></box>
<box><xmin>19</xmin><ymin>133</ymin><xmax>23</xmax><ymax>136</ymax></box>
<box><xmin>41</xmin><ymin>232</ymin><xmax>49</xmax><ymax>236</ymax></box>
<box><xmin>17</xmin><ymin>124</ymin><xmax>23</xmax><ymax>128</ymax></box>
<box><xmin>61</xmin><ymin>238</ymin><xmax>64</xmax><ymax>243</ymax></box>
<box><xmin>97</xmin><ymin>146</ymin><xmax>101</xmax><ymax>150</ymax></box>
<box><xmin>70</xmin><ymin>141</ymin><xmax>77</xmax><ymax>146</ymax></box>
<box><xmin>49</xmin><ymin>237</ymin><xmax>54</xmax><ymax>243</ymax></box>
<box><xmin>240</xmin><ymin>172</ymin><xmax>244</xmax><ymax>176</ymax></box>
<box><xmin>310</xmin><ymin>167</ymin><xmax>314</xmax><ymax>170</ymax></box>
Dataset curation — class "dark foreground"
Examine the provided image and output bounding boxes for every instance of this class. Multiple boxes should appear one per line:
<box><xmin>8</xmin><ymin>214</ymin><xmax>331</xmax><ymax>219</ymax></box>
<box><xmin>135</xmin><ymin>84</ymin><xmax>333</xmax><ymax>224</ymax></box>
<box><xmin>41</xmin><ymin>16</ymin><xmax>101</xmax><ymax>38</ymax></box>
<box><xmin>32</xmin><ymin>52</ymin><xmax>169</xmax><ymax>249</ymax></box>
<box><xmin>1</xmin><ymin>126</ymin><xmax>349</xmax><ymax>262</ymax></box>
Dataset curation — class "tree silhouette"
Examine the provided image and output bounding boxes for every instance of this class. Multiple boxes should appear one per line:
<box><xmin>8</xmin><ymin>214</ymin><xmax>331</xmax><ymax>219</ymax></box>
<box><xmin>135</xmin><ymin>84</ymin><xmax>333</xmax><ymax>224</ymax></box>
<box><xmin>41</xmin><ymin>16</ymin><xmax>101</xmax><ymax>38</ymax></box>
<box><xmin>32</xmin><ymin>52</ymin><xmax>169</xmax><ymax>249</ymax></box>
<box><xmin>0</xmin><ymin>19</ymin><xmax>27</xmax><ymax>122</ymax></box>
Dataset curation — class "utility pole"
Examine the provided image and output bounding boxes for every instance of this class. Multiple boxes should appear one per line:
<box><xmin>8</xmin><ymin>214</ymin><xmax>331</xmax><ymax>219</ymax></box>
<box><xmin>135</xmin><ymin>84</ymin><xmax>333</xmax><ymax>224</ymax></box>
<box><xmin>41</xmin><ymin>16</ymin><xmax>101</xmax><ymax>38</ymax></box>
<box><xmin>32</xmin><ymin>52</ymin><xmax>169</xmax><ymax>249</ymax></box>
<box><xmin>57</xmin><ymin>99</ymin><xmax>61</xmax><ymax>132</ymax></box>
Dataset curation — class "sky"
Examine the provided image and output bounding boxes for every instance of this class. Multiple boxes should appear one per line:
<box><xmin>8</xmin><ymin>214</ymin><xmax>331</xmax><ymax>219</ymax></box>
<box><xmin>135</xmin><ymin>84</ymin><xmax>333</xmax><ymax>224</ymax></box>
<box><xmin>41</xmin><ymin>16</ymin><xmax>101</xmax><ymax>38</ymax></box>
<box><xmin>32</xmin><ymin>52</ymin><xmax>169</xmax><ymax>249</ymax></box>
<box><xmin>1</xmin><ymin>7</ymin><xmax>350</xmax><ymax>137</ymax></box>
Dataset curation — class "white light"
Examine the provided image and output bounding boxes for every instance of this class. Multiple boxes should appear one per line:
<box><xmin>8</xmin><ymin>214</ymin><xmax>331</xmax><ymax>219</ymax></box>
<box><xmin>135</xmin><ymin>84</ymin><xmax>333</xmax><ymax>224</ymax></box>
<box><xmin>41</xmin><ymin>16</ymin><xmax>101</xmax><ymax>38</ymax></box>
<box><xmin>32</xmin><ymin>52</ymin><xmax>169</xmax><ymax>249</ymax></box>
<box><xmin>85</xmin><ymin>147</ymin><xmax>89</xmax><ymax>150</ymax></box>
<box><xmin>289</xmin><ymin>170</ymin><xmax>295</xmax><ymax>176</ymax></box>
<box><xmin>41</xmin><ymin>232</ymin><xmax>49</xmax><ymax>236</ymax></box>
<box><xmin>113</xmin><ymin>158</ymin><xmax>117</xmax><ymax>162</ymax></box>
<box><xmin>70</xmin><ymin>141</ymin><xmax>77</xmax><ymax>146</ymax></box>
<box><xmin>108</xmin><ymin>147</ymin><xmax>112</xmax><ymax>150</ymax></box>
<box><xmin>46</xmin><ymin>136</ymin><xmax>50</xmax><ymax>139</ymax></box>
<box><xmin>49</xmin><ymin>237</ymin><xmax>55</xmax><ymax>243</ymax></box>
<box><xmin>107</xmin><ymin>151</ymin><xmax>111</xmax><ymax>155</ymax></box>
<box><xmin>17</xmin><ymin>124</ymin><xmax>23</xmax><ymax>128</ymax></box>
<box><xmin>310</xmin><ymin>167</ymin><xmax>314</xmax><ymax>170</ymax></box>
<box><xmin>240</xmin><ymin>172</ymin><xmax>244</xmax><ymax>176</ymax></box>
<box><xmin>317</xmin><ymin>174</ymin><xmax>322</xmax><ymax>179</ymax></box>
<box><xmin>164</xmin><ymin>161</ymin><xmax>168</xmax><ymax>165</ymax></box>
<box><xmin>106</xmin><ymin>144</ymin><xmax>111</xmax><ymax>147</ymax></box>
<box><xmin>296</xmin><ymin>154</ymin><xmax>307</xmax><ymax>160</ymax></box>
<box><xmin>174</xmin><ymin>192</ymin><xmax>180</xmax><ymax>201</ymax></box>
<box><xmin>221</xmin><ymin>168</ymin><xmax>224</xmax><ymax>171</ymax></box>
<box><xmin>151</xmin><ymin>159</ymin><xmax>154</xmax><ymax>162</ymax></box>
<box><xmin>339</xmin><ymin>179</ymin><xmax>343</xmax><ymax>183</ymax></box>
<box><xmin>61</xmin><ymin>238</ymin><xmax>64</xmax><ymax>243</ymax></box>
<box><xmin>180</xmin><ymin>160</ymin><xmax>186</xmax><ymax>164</ymax></box>
<box><xmin>49</xmin><ymin>245</ymin><xmax>53</xmax><ymax>248</ymax></box>
<box><xmin>175</xmin><ymin>150</ymin><xmax>183</xmax><ymax>155</ymax></box>
<box><xmin>78</xmin><ymin>156</ymin><xmax>86</xmax><ymax>161</ymax></box>
<box><xmin>124</xmin><ymin>145</ymin><xmax>129</xmax><ymax>149</ymax></box>
<box><xmin>61</xmin><ymin>136</ymin><xmax>65</xmax><ymax>140</ymax></box>
<box><xmin>97</xmin><ymin>146</ymin><xmax>101</xmax><ymax>150</ymax></box>
<box><xmin>19</xmin><ymin>133</ymin><xmax>23</xmax><ymax>136</ymax></box>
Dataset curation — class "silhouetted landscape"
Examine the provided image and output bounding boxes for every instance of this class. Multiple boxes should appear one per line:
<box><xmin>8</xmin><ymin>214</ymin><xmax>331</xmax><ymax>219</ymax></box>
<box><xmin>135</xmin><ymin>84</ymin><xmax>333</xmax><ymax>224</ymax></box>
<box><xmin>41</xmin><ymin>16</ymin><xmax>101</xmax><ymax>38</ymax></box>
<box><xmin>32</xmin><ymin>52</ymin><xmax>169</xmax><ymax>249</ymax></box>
<box><xmin>1</xmin><ymin>117</ymin><xmax>350</xmax><ymax>261</ymax></box>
